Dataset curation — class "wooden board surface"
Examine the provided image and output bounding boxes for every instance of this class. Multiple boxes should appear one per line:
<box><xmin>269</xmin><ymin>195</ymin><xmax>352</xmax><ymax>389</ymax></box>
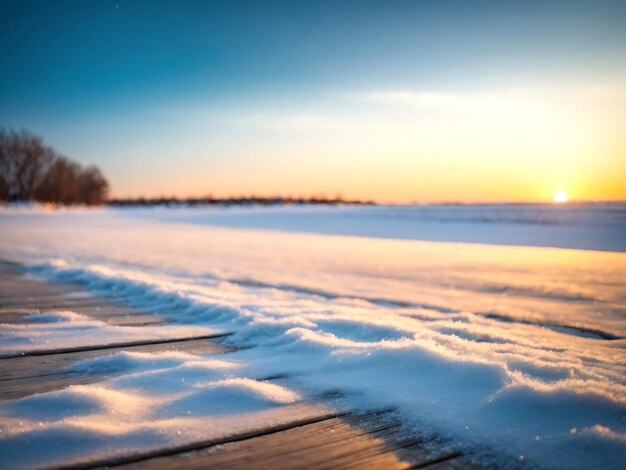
<box><xmin>0</xmin><ymin>262</ymin><xmax>232</xmax><ymax>398</ymax></box>
<box><xmin>0</xmin><ymin>297</ymin><xmax>169</xmax><ymax>326</ymax></box>
<box><xmin>0</xmin><ymin>261</ymin><xmax>480</xmax><ymax>469</ymax></box>
<box><xmin>121</xmin><ymin>410</ymin><xmax>466</xmax><ymax>470</ymax></box>
<box><xmin>0</xmin><ymin>336</ymin><xmax>234</xmax><ymax>400</ymax></box>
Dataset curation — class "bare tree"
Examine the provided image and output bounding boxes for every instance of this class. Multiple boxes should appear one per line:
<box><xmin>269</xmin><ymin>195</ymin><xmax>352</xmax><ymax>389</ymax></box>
<box><xmin>35</xmin><ymin>156</ymin><xmax>80</xmax><ymax>204</ymax></box>
<box><xmin>0</xmin><ymin>128</ymin><xmax>109</xmax><ymax>205</ymax></box>
<box><xmin>79</xmin><ymin>166</ymin><xmax>109</xmax><ymax>205</ymax></box>
<box><xmin>0</xmin><ymin>130</ymin><xmax>12</xmax><ymax>200</ymax></box>
<box><xmin>0</xmin><ymin>128</ymin><xmax>54</xmax><ymax>201</ymax></box>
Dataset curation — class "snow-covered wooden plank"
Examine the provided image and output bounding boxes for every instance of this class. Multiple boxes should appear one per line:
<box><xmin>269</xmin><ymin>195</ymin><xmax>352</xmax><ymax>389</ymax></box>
<box><xmin>0</xmin><ymin>263</ymin><xmax>233</xmax><ymax>398</ymax></box>
<box><xmin>110</xmin><ymin>410</ymin><xmax>465</xmax><ymax>470</ymax></box>
<box><xmin>1</xmin><ymin>403</ymin><xmax>339</xmax><ymax>469</ymax></box>
<box><xmin>0</xmin><ymin>305</ymin><xmax>170</xmax><ymax>326</ymax></box>
<box><xmin>0</xmin><ymin>336</ymin><xmax>234</xmax><ymax>400</ymax></box>
<box><xmin>0</xmin><ymin>262</ymin><xmax>477</xmax><ymax>470</ymax></box>
<box><xmin>0</xmin><ymin>263</ymin><xmax>170</xmax><ymax>326</ymax></box>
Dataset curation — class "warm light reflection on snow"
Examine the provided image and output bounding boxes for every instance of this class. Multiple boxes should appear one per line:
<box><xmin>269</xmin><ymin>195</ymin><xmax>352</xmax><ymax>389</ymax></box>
<box><xmin>0</xmin><ymin>207</ymin><xmax>624</xmax><ymax>469</ymax></box>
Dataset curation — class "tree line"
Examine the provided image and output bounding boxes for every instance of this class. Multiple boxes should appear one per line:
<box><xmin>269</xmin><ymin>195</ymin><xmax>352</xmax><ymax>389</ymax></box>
<box><xmin>1</xmin><ymin>128</ymin><xmax>372</xmax><ymax>208</ymax></box>
<box><xmin>108</xmin><ymin>195</ymin><xmax>374</xmax><ymax>207</ymax></box>
<box><xmin>0</xmin><ymin>128</ymin><xmax>109</xmax><ymax>205</ymax></box>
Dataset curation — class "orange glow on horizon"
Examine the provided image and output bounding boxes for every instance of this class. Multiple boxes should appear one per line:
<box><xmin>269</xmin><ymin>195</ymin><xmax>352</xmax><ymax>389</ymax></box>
<box><xmin>106</xmin><ymin>86</ymin><xmax>626</xmax><ymax>204</ymax></box>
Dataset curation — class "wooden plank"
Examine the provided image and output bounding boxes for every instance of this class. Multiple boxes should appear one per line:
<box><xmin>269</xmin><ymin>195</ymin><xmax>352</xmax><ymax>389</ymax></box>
<box><xmin>0</xmin><ymin>262</ymin><xmax>479</xmax><ymax>469</ymax></box>
<box><xmin>0</xmin><ymin>336</ymin><xmax>234</xmax><ymax>381</ymax></box>
<box><xmin>0</xmin><ymin>278</ymin><xmax>82</xmax><ymax>296</ymax></box>
<box><xmin>0</xmin><ymin>306</ymin><xmax>170</xmax><ymax>326</ymax></box>
<box><xmin>0</xmin><ymin>262</ymin><xmax>234</xmax><ymax>399</ymax></box>
<box><xmin>0</xmin><ymin>337</ymin><xmax>234</xmax><ymax>400</ymax></box>
<box><xmin>0</xmin><ymin>265</ymin><xmax>169</xmax><ymax>326</ymax></box>
<box><xmin>112</xmin><ymin>411</ymin><xmax>463</xmax><ymax>470</ymax></box>
<box><xmin>4</xmin><ymin>404</ymin><xmax>341</xmax><ymax>470</ymax></box>
<box><xmin>416</xmin><ymin>456</ymin><xmax>483</xmax><ymax>469</ymax></box>
<box><xmin>121</xmin><ymin>414</ymin><xmax>405</xmax><ymax>470</ymax></box>
<box><xmin>0</xmin><ymin>332</ymin><xmax>231</xmax><ymax>359</ymax></box>
<box><xmin>0</xmin><ymin>296</ymin><xmax>113</xmax><ymax>309</ymax></box>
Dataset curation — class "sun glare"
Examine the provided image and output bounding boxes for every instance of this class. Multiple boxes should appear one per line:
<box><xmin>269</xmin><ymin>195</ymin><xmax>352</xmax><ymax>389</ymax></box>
<box><xmin>553</xmin><ymin>191</ymin><xmax>568</xmax><ymax>203</ymax></box>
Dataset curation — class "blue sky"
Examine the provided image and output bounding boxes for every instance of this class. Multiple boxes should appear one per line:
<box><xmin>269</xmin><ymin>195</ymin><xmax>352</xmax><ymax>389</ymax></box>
<box><xmin>1</xmin><ymin>1</ymin><xmax>625</xmax><ymax>200</ymax></box>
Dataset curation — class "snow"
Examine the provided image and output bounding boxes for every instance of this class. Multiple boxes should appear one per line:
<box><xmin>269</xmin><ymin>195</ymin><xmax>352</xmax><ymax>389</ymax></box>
<box><xmin>117</xmin><ymin>202</ymin><xmax>626</xmax><ymax>252</ymax></box>
<box><xmin>0</xmin><ymin>355</ymin><xmax>316</xmax><ymax>468</ymax></box>
<box><xmin>0</xmin><ymin>205</ymin><xmax>625</xmax><ymax>469</ymax></box>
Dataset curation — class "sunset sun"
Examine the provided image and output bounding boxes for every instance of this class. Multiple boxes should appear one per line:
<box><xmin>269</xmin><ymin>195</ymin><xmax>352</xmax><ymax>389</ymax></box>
<box><xmin>553</xmin><ymin>191</ymin><xmax>569</xmax><ymax>203</ymax></box>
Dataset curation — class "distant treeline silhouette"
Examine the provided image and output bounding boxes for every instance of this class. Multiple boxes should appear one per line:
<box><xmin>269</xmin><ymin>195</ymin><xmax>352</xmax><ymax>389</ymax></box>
<box><xmin>0</xmin><ymin>128</ymin><xmax>109</xmax><ymax>205</ymax></box>
<box><xmin>108</xmin><ymin>196</ymin><xmax>374</xmax><ymax>207</ymax></box>
<box><xmin>1</xmin><ymin>128</ymin><xmax>372</xmax><ymax>208</ymax></box>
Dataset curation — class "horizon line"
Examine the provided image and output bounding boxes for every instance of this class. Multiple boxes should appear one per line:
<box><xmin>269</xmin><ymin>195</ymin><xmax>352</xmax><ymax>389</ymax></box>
<box><xmin>105</xmin><ymin>194</ymin><xmax>626</xmax><ymax>206</ymax></box>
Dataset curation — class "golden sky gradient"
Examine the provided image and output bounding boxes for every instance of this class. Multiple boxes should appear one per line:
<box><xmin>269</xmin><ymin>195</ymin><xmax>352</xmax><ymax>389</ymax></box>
<box><xmin>3</xmin><ymin>1</ymin><xmax>625</xmax><ymax>203</ymax></box>
<box><xmin>108</xmin><ymin>87</ymin><xmax>625</xmax><ymax>203</ymax></box>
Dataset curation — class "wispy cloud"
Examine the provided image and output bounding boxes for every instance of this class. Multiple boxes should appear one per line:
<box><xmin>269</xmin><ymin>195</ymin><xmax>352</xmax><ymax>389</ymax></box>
<box><xmin>231</xmin><ymin>112</ymin><xmax>354</xmax><ymax>133</ymax></box>
<box><xmin>348</xmin><ymin>87</ymin><xmax>626</xmax><ymax>113</ymax></box>
<box><xmin>347</xmin><ymin>89</ymin><xmax>544</xmax><ymax>111</ymax></box>
<box><xmin>355</xmin><ymin>91</ymin><xmax>463</xmax><ymax>107</ymax></box>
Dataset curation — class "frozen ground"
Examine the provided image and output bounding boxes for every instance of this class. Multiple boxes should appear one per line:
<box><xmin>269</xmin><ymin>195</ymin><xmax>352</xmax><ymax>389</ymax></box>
<box><xmin>0</xmin><ymin>204</ymin><xmax>625</xmax><ymax>469</ymax></box>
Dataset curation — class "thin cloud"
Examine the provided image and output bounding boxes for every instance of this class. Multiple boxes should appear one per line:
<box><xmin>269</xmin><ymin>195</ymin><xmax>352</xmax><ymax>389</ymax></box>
<box><xmin>347</xmin><ymin>89</ymin><xmax>541</xmax><ymax>110</ymax></box>
<box><xmin>359</xmin><ymin>91</ymin><xmax>462</xmax><ymax>107</ymax></box>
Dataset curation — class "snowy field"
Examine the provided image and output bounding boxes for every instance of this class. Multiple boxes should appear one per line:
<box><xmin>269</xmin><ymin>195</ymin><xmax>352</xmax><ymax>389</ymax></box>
<box><xmin>0</xmin><ymin>204</ymin><xmax>625</xmax><ymax>469</ymax></box>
